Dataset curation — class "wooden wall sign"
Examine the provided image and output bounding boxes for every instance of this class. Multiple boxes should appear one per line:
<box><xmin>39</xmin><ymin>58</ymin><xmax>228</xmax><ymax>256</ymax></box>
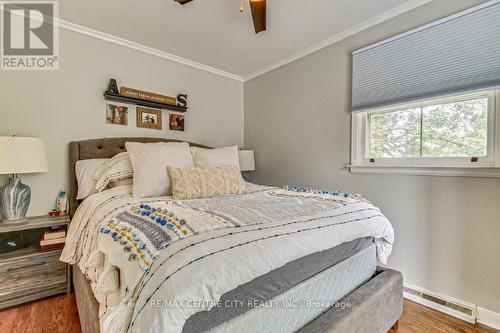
<box><xmin>103</xmin><ymin>79</ymin><xmax>188</xmax><ymax>112</ymax></box>
<box><xmin>120</xmin><ymin>87</ymin><xmax>177</xmax><ymax>106</ymax></box>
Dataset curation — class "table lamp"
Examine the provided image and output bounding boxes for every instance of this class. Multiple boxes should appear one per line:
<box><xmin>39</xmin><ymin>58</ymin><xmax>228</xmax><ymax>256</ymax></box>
<box><xmin>0</xmin><ymin>136</ymin><xmax>49</xmax><ymax>223</ymax></box>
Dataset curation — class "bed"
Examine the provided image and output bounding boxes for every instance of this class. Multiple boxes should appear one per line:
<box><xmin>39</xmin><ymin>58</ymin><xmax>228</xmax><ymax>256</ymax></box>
<box><xmin>63</xmin><ymin>137</ymin><xmax>403</xmax><ymax>333</ymax></box>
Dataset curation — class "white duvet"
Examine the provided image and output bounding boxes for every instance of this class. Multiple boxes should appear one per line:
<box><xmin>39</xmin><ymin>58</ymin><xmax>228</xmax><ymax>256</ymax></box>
<box><xmin>61</xmin><ymin>184</ymin><xmax>394</xmax><ymax>333</ymax></box>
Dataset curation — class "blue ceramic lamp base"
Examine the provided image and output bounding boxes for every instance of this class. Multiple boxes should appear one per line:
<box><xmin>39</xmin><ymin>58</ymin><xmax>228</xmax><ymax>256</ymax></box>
<box><xmin>0</xmin><ymin>176</ymin><xmax>31</xmax><ymax>224</ymax></box>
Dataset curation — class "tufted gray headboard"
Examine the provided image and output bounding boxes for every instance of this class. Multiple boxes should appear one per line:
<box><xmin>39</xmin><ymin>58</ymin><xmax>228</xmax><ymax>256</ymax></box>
<box><xmin>69</xmin><ymin>137</ymin><xmax>210</xmax><ymax>218</ymax></box>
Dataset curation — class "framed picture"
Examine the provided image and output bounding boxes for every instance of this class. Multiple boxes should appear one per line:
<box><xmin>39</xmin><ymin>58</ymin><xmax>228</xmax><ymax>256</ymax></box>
<box><xmin>169</xmin><ymin>113</ymin><xmax>185</xmax><ymax>131</ymax></box>
<box><xmin>106</xmin><ymin>104</ymin><xmax>128</xmax><ymax>125</ymax></box>
<box><xmin>136</xmin><ymin>107</ymin><xmax>162</xmax><ymax>130</ymax></box>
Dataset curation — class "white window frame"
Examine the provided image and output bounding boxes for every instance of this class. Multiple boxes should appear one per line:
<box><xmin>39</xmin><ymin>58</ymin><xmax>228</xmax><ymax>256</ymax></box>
<box><xmin>350</xmin><ymin>90</ymin><xmax>500</xmax><ymax>177</ymax></box>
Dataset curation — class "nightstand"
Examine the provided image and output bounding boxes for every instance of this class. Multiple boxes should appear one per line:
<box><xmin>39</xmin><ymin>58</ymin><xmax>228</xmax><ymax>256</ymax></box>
<box><xmin>0</xmin><ymin>215</ymin><xmax>71</xmax><ymax>309</ymax></box>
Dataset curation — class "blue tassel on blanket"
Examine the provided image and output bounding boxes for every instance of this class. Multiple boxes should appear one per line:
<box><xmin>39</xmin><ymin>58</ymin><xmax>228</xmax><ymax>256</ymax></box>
<box><xmin>283</xmin><ymin>185</ymin><xmax>359</xmax><ymax>199</ymax></box>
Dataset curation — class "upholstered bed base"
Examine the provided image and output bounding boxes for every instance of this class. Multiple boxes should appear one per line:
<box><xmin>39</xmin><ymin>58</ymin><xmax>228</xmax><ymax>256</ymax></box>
<box><xmin>298</xmin><ymin>267</ymin><xmax>403</xmax><ymax>333</ymax></box>
<box><xmin>69</xmin><ymin>138</ymin><xmax>402</xmax><ymax>333</ymax></box>
<box><xmin>73</xmin><ymin>265</ymin><xmax>402</xmax><ymax>333</ymax></box>
<box><xmin>73</xmin><ymin>266</ymin><xmax>100</xmax><ymax>333</ymax></box>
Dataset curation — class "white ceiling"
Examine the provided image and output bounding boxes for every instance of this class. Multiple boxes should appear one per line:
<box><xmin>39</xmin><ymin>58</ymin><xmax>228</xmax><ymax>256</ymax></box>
<box><xmin>60</xmin><ymin>0</ymin><xmax>430</xmax><ymax>79</ymax></box>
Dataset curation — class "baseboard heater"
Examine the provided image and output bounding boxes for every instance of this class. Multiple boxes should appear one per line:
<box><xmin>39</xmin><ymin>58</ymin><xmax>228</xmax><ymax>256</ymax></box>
<box><xmin>403</xmin><ymin>283</ymin><xmax>477</xmax><ymax>323</ymax></box>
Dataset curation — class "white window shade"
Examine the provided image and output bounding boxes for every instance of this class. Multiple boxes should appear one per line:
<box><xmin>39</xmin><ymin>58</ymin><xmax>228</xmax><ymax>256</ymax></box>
<box><xmin>352</xmin><ymin>1</ymin><xmax>500</xmax><ymax>113</ymax></box>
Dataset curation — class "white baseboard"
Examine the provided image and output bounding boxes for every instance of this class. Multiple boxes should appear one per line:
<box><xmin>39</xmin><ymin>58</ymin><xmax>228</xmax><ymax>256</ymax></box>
<box><xmin>477</xmin><ymin>307</ymin><xmax>500</xmax><ymax>330</ymax></box>
<box><xmin>403</xmin><ymin>282</ymin><xmax>500</xmax><ymax>330</ymax></box>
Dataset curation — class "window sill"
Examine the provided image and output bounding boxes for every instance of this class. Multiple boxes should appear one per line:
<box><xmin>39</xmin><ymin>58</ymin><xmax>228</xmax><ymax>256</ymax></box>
<box><xmin>348</xmin><ymin>165</ymin><xmax>500</xmax><ymax>178</ymax></box>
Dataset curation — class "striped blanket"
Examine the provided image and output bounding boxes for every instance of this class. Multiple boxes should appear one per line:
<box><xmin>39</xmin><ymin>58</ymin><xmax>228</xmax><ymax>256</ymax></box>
<box><xmin>61</xmin><ymin>183</ymin><xmax>394</xmax><ymax>333</ymax></box>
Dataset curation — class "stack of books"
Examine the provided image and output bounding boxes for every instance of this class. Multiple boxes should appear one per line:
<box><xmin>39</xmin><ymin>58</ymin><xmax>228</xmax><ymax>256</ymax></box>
<box><xmin>40</xmin><ymin>228</ymin><xmax>66</xmax><ymax>252</ymax></box>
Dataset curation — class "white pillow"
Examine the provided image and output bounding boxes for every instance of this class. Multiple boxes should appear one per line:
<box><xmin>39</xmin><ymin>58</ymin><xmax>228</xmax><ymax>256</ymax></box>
<box><xmin>126</xmin><ymin>142</ymin><xmax>194</xmax><ymax>198</ymax></box>
<box><xmin>94</xmin><ymin>152</ymin><xmax>134</xmax><ymax>192</ymax></box>
<box><xmin>192</xmin><ymin>146</ymin><xmax>240</xmax><ymax>169</ymax></box>
<box><xmin>75</xmin><ymin>159</ymin><xmax>108</xmax><ymax>200</ymax></box>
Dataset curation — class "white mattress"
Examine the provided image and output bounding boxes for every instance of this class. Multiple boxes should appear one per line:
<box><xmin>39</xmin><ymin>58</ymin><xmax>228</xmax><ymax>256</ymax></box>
<box><xmin>208</xmin><ymin>243</ymin><xmax>377</xmax><ymax>333</ymax></box>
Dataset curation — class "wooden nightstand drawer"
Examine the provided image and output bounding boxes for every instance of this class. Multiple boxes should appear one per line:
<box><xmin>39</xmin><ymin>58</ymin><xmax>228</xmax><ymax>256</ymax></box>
<box><xmin>0</xmin><ymin>250</ymin><xmax>67</xmax><ymax>309</ymax></box>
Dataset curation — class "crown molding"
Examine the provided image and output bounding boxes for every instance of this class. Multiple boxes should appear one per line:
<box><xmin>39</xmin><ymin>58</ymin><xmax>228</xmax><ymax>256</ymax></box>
<box><xmin>243</xmin><ymin>0</ymin><xmax>433</xmax><ymax>81</ymax></box>
<box><xmin>0</xmin><ymin>4</ymin><xmax>243</xmax><ymax>81</ymax></box>
<box><xmin>1</xmin><ymin>1</ymin><xmax>432</xmax><ymax>83</ymax></box>
<box><xmin>55</xmin><ymin>19</ymin><xmax>244</xmax><ymax>82</ymax></box>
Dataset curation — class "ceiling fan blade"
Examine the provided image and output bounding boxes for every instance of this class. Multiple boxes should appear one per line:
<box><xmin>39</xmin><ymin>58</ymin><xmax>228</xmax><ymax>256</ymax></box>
<box><xmin>249</xmin><ymin>0</ymin><xmax>266</xmax><ymax>33</ymax></box>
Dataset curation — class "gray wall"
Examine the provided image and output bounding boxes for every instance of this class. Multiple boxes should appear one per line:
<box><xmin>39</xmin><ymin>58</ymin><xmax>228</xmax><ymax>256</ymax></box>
<box><xmin>0</xmin><ymin>28</ymin><xmax>243</xmax><ymax>216</ymax></box>
<box><xmin>245</xmin><ymin>0</ymin><xmax>500</xmax><ymax>313</ymax></box>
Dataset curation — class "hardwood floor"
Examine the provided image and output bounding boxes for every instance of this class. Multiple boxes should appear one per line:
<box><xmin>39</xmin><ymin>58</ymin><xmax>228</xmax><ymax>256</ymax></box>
<box><xmin>0</xmin><ymin>294</ymin><xmax>81</xmax><ymax>333</ymax></box>
<box><xmin>0</xmin><ymin>295</ymin><xmax>497</xmax><ymax>333</ymax></box>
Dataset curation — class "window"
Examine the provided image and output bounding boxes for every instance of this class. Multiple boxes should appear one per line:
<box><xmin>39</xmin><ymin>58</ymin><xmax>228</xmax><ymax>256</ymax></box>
<box><xmin>351</xmin><ymin>91</ymin><xmax>500</xmax><ymax>176</ymax></box>
<box><xmin>369</xmin><ymin>93</ymin><xmax>488</xmax><ymax>159</ymax></box>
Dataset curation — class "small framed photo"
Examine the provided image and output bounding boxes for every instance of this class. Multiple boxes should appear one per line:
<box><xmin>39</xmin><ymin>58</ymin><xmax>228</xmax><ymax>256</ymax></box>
<box><xmin>169</xmin><ymin>113</ymin><xmax>185</xmax><ymax>131</ymax></box>
<box><xmin>136</xmin><ymin>107</ymin><xmax>162</xmax><ymax>130</ymax></box>
<box><xmin>106</xmin><ymin>104</ymin><xmax>128</xmax><ymax>125</ymax></box>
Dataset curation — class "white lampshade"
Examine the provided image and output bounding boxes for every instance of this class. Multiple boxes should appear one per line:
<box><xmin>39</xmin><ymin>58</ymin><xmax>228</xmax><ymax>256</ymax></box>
<box><xmin>0</xmin><ymin>137</ymin><xmax>49</xmax><ymax>174</ymax></box>
<box><xmin>238</xmin><ymin>150</ymin><xmax>255</xmax><ymax>171</ymax></box>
